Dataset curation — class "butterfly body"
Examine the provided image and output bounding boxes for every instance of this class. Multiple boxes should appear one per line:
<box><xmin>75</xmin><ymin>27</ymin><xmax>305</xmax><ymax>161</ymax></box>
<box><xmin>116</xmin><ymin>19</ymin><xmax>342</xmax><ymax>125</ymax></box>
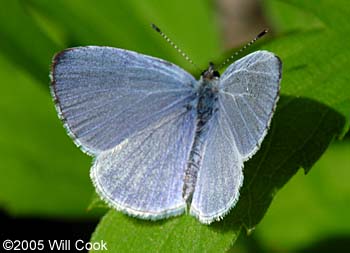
<box><xmin>50</xmin><ymin>46</ymin><xmax>281</xmax><ymax>224</ymax></box>
<box><xmin>183</xmin><ymin>71</ymin><xmax>219</xmax><ymax>203</ymax></box>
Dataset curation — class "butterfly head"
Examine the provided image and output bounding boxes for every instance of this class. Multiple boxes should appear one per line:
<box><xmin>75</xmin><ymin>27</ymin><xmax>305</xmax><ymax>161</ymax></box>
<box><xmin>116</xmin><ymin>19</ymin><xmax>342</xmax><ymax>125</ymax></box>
<box><xmin>201</xmin><ymin>62</ymin><xmax>220</xmax><ymax>81</ymax></box>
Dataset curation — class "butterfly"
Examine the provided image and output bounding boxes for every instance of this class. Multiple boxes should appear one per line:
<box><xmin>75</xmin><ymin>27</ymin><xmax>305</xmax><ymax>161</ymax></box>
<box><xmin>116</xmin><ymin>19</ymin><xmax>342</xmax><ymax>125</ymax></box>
<box><xmin>50</xmin><ymin>33</ymin><xmax>281</xmax><ymax>224</ymax></box>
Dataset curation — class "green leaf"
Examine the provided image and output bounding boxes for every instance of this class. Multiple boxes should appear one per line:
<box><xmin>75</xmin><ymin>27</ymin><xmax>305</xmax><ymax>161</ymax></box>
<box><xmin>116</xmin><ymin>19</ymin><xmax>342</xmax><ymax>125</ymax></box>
<box><xmin>265</xmin><ymin>0</ymin><xmax>350</xmax><ymax>122</ymax></box>
<box><xmin>87</xmin><ymin>192</ymin><xmax>108</xmax><ymax>211</ymax></box>
<box><xmin>222</xmin><ymin>96</ymin><xmax>345</xmax><ymax>229</ymax></box>
<box><xmin>91</xmin><ymin>212</ymin><xmax>238</xmax><ymax>253</ymax></box>
<box><xmin>255</xmin><ymin>141</ymin><xmax>350</xmax><ymax>251</ymax></box>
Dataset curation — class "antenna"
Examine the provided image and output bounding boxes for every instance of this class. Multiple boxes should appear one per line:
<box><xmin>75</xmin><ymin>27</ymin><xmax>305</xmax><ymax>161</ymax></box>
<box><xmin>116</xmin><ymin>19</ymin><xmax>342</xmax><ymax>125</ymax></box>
<box><xmin>218</xmin><ymin>29</ymin><xmax>269</xmax><ymax>70</ymax></box>
<box><xmin>151</xmin><ymin>23</ymin><xmax>200</xmax><ymax>71</ymax></box>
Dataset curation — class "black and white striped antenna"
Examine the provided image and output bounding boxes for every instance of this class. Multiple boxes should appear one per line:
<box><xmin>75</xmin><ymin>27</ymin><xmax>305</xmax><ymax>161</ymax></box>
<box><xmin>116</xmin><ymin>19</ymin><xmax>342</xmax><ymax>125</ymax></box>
<box><xmin>151</xmin><ymin>23</ymin><xmax>200</xmax><ymax>71</ymax></box>
<box><xmin>218</xmin><ymin>29</ymin><xmax>269</xmax><ymax>70</ymax></box>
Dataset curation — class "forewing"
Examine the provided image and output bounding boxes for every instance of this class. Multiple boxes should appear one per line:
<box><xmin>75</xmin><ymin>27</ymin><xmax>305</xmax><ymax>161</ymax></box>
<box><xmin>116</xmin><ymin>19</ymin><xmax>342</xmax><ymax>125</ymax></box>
<box><xmin>219</xmin><ymin>50</ymin><xmax>281</xmax><ymax>159</ymax></box>
<box><xmin>91</xmin><ymin>107</ymin><xmax>197</xmax><ymax>219</ymax></box>
<box><xmin>51</xmin><ymin>46</ymin><xmax>196</xmax><ymax>155</ymax></box>
<box><xmin>190</xmin><ymin>112</ymin><xmax>243</xmax><ymax>224</ymax></box>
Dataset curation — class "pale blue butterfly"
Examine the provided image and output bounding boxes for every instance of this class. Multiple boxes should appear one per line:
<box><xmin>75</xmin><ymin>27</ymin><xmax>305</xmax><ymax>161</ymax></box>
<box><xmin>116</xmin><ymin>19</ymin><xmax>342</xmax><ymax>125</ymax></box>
<box><xmin>50</xmin><ymin>26</ymin><xmax>281</xmax><ymax>224</ymax></box>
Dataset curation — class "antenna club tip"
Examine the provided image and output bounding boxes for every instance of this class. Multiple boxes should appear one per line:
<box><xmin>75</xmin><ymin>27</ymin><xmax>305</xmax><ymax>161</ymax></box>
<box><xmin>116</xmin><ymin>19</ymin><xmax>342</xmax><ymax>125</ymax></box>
<box><xmin>151</xmin><ymin>23</ymin><xmax>161</xmax><ymax>33</ymax></box>
<box><xmin>257</xmin><ymin>28</ymin><xmax>269</xmax><ymax>38</ymax></box>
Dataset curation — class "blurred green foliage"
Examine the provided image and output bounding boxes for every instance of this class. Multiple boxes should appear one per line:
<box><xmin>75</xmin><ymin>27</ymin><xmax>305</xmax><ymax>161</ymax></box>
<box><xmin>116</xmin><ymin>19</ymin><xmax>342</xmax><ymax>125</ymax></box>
<box><xmin>0</xmin><ymin>51</ymin><xmax>93</xmax><ymax>217</ymax></box>
<box><xmin>0</xmin><ymin>0</ymin><xmax>349</xmax><ymax>252</ymax></box>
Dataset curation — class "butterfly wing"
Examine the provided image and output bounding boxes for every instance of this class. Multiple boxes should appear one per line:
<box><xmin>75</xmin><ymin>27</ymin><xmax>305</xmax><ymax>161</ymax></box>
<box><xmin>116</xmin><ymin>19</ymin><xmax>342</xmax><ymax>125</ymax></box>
<box><xmin>190</xmin><ymin>51</ymin><xmax>281</xmax><ymax>223</ymax></box>
<box><xmin>218</xmin><ymin>50</ymin><xmax>281</xmax><ymax>159</ymax></box>
<box><xmin>51</xmin><ymin>46</ymin><xmax>197</xmax><ymax>155</ymax></box>
<box><xmin>91</xmin><ymin>107</ymin><xmax>197</xmax><ymax>219</ymax></box>
<box><xmin>190</xmin><ymin>112</ymin><xmax>243</xmax><ymax>223</ymax></box>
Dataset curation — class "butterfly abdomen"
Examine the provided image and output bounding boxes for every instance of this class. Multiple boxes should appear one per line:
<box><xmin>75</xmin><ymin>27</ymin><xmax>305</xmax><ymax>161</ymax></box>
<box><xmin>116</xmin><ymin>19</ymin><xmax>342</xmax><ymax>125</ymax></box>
<box><xmin>183</xmin><ymin>79</ymin><xmax>219</xmax><ymax>204</ymax></box>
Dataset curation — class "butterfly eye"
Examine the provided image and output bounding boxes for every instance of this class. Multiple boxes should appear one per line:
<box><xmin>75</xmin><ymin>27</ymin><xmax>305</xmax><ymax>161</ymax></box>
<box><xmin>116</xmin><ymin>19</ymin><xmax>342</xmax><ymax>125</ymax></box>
<box><xmin>213</xmin><ymin>70</ymin><xmax>220</xmax><ymax>78</ymax></box>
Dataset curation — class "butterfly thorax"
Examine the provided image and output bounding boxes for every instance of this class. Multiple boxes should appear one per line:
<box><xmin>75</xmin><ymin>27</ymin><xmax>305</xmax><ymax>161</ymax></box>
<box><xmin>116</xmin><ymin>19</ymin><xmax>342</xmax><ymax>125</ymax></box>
<box><xmin>201</xmin><ymin>62</ymin><xmax>220</xmax><ymax>81</ymax></box>
<box><xmin>183</xmin><ymin>75</ymin><xmax>219</xmax><ymax>204</ymax></box>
